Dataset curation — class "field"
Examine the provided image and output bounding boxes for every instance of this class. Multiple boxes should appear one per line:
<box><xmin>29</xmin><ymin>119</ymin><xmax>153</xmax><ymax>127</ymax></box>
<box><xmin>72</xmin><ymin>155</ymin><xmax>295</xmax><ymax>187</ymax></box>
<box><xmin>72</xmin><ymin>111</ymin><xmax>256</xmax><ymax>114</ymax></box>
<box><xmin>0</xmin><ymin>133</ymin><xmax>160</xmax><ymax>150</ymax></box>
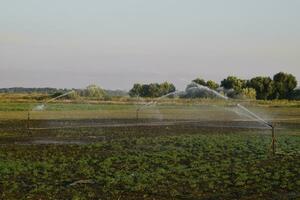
<box><xmin>0</xmin><ymin>99</ymin><xmax>299</xmax><ymax>199</ymax></box>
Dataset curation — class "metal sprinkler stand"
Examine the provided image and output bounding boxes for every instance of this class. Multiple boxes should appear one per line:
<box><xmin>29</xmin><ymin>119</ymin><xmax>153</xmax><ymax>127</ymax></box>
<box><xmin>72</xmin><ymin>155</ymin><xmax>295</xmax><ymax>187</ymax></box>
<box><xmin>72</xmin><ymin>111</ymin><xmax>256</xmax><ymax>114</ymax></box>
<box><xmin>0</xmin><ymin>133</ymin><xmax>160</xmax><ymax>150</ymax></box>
<box><xmin>136</xmin><ymin>108</ymin><xmax>140</xmax><ymax>120</ymax></box>
<box><xmin>270</xmin><ymin>124</ymin><xmax>276</xmax><ymax>155</ymax></box>
<box><xmin>27</xmin><ymin>110</ymin><xmax>31</xmax><ymax>135</ymax></box>
<box><xmin>267</xmin><ymin>122</ymin><xmax>276</xmax><ymax>155</ymax></box>
<box><xmin>236</xmin><ymin>103</ymin><xmax>277</xmax><ymax>155</ymax></box>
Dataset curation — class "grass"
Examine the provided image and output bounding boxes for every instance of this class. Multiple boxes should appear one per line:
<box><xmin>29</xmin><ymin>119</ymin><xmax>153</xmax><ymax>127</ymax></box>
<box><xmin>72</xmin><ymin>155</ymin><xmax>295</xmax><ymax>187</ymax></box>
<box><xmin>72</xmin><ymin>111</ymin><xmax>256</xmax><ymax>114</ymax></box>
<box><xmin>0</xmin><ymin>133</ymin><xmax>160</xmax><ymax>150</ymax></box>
<box><xmin>0</xmin><ymin>101</ymin><xmax>300</xmax><ymax>125</ymax></box>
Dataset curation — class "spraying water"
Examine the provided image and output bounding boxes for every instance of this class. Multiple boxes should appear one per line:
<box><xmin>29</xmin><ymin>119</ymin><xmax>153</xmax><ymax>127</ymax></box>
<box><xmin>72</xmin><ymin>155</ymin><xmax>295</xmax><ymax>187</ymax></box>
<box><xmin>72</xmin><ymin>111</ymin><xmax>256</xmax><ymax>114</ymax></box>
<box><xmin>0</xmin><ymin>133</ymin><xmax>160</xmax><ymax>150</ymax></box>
<box><xmin>32</xmin><ymin>104</ymin><xmax>45</xmax><ymax>111</ymax></box>
<box><xmin>32</xmin><ymin>90</ymin><xmax>75</xmax><ymax>111</ymax></box>
<box><xmin>46</xmin><ymin>91</ymin><xmax>75</xmax><ymax>103</ymax></box>
<box><xmin>191</xmin><ymin>82</ymin><xmax>229</xmax><ymax>100</ymax></box>
<box><xmin>136</xmin><ymin>90</ymin><xmax>184</xmax><ymax>119</ymax></box>
<box><xmin>189</xmin><ymin>81</ymin><xmax>272</xmax><ymax>127</ymax></box>
<box><xmin>135</xmin><ymin>81</ymin><xmax>271</xmax><ymax>128</ymax></box>
<box><xmin>237</xmin><ymin>104</ymin><xmax>272</xmax><ymax>128</ymax></box>
<box><xmin>137</xmin><ymin>90</ymin><xmax>182</xmax><ymax>110</ymax></box>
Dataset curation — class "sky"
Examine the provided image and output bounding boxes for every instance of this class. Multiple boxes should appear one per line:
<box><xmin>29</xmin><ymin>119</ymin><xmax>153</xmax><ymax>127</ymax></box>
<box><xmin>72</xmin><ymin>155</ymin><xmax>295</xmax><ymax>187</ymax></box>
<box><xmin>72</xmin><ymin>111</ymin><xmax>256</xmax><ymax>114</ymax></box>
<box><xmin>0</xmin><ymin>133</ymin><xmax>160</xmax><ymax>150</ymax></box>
<box><xmin>1</xmin><ymin>0</ymin><xmax>299</xmax><ymax>90</ymax></box>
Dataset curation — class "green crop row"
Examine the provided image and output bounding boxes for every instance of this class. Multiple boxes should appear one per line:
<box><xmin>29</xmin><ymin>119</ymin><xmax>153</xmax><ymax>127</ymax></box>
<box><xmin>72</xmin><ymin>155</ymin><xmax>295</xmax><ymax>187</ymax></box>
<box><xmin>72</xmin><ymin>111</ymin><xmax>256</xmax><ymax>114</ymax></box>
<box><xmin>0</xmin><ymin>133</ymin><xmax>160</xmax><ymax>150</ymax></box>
<box><xmin>0</xmin><ymin>133</ymin><xmax>299</xmax><ymax>199</ymax></box>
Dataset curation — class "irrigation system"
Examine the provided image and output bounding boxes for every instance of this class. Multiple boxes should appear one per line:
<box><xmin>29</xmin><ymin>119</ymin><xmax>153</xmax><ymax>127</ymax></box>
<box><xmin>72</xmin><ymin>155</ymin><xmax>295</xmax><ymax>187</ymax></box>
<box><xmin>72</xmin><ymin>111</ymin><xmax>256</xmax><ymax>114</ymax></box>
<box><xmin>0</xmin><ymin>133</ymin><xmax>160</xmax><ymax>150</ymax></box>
<box><xmin>135</xmin><ymin>83</ymin><xmax>276</xmax><ymax>154</ymax></box>
<box><xmin>237</xmin><ymin>104</ymin><xmax>275</xmax><ymax>154</ymax></box>
<box><xmin>27</xmin><ymin>90</ymin><xmax>75</xmax><ymax>134</ymax></box>
<box><xmin>26</xmin><ymin>86</ymin><xmax>276</xmax><ymax>155</ymax></box>
<box><xmin>135</xmin><ymin>90</ymin><xmax>183</xmax><ymax>120</ymax></box>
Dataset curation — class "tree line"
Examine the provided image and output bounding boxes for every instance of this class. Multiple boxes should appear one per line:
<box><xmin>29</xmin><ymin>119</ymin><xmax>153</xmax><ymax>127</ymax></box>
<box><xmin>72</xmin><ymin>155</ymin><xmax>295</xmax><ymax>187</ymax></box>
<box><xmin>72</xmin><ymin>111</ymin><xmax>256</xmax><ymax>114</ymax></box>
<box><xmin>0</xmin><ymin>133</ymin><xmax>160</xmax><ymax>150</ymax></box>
<box><xmin>1</xmin><ymin>72</ymin><xmax>298</xmax><ymax>100</ymax></box>
<box><xmin>0</xmin><ymin>85</ymin><xmax>127</xmax><ymax>100</ymax></box>
<box><xmin>129</xmin><ymin>72</ymin><xmax>299</xmax><ymax>100</ymax></box>
<box><xmin>219</xmin><ymin>72</ymin><xmax>297</xmax><ymax>100</ymax></box>
<box><xmin>129</xmin><ymin>82</ymin><xmax>176</xmax><ymax>98</ymax></box>
<box><xmin>0</xmin><ymin>87</ymin><xmax>69</xmax><ymax>94</ymax></box>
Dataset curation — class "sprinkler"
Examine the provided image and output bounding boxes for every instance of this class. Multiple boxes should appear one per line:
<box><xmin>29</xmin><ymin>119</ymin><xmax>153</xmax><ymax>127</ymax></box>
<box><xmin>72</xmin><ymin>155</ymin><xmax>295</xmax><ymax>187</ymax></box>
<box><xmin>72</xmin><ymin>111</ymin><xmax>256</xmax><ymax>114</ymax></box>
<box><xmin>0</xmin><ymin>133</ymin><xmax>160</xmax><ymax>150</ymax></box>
<box><xmin>27</xmin><ymin>90</ymin><xmax>75</xmax><ymax>132</ymax></box>
<box><xmin>27</xmin><ymin>110</ymin><xmax>31</xmax><ymax>135</ymax></box>
<box><xmin>236</xmin><ymin>104</ymin><xmax>276</xmax><ymax>155</ymax></box>
<box><xmin>268</xmin><ymin>123</ymin><xmax>276</xmax><ymax>155</ymax></box>
<box><xmin>136</xmin><ymin>107</ymin><xmax>140</xmax><ymax>120</ymax></box>
<box><xmin>135</xmin><ymin>90</ymin><xmax>181</xmax><ymax>121</ymax></box>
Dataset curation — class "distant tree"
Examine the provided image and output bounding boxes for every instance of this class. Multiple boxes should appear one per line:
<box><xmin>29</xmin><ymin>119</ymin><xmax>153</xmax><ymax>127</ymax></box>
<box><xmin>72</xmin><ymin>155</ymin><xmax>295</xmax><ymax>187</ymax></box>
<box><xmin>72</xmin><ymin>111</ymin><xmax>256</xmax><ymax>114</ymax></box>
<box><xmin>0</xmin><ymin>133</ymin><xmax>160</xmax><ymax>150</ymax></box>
<box><xmin>247</xmin><ymin>76</ymin><xmax>274</xmax><ymax>100</ymax></box>
<box><xmin>225</xmin><ymin>88</ymin><xmax>256</xmax><ymax>99</ymax></box>
<box><xmin>186</xmin><ymin>78</ymin><xmax>222</xmax><ymax>98</ymax></box>
<box><xmin>206</xmin><ymin>80</ymin><xmax>219</xmax><ymax>90</ymax></box>
<box><xmin>67</xmin><ymin>91</ymin><xmax>80</xmax><ymax>100</ymax></box>
<box><xmin>193</xmin><ymin>78</ymin><xmax>206</xmax><ymax>86</ymax></box>
<box><xmin>240</xmin><ymin>88</ymin><xmax>257</xmax><ymax>99</ymax></box>
<box><xmin>148</xmin><ymin>83</ymin><xmax>161</xmax><ymax>97</ymax></box>
<box><xmin>184</xmin><ymin>82</ymin><xmax>223</xmax><ymax>99</ymax></box>
<box><xmin>105</xmin><ymin>89</ymin><xmax>128</xmax><ymax>97</ymax></box>
<box><xmin>140</xmin><ymin>84</ymin><xmax>150</xmax><ymax>97</ymax></box>
<box><xmin>221</xmin><ymin>76</ymin><xmax>246</xmax><ymax>92</ymax></box>
<box><xmin>129</xmin><ymin>82</ymin><xmax>176</xmax><ymax>98</ymax></box>
<box><xmin>84</xmin><ymin>84</ymin><xmax>106</xmax><ymax>99</ymax></box>
<box><xmin>184</xmin><ymin>83</ymin><xmax>206</xmax><ymax>98</ymax></box>
<box><xmin>288</xmin><ymin>88</ymin><xmax>300</xmax><ymax>100</ymax></box>
<box><xmin>272</xmin><ymin>72</ymin><xmax>297</xmax><ymax>99</ymax></box>
<box><xmin>185</xmin><ymin>83</ymin><xmax>198</xmax><ymax>91</ymax></box>
<box><xmin>192</xmin><ymin>78</ymin><xmax>219</xmax><ymax>90</ymax></box>
<box><xmin>0</xmin><ymin>87</ymin><xmax>70</xmax><ymax>94</ymax></box>
<box><xmin>159</xmin><ymin>82</ymin><xmax>176</xmax><ymax>96</ymax></box>
<box><xmin>129</xmin><ymin>83</ymin><xmax>143</xmax><ymax>97</ymax></box>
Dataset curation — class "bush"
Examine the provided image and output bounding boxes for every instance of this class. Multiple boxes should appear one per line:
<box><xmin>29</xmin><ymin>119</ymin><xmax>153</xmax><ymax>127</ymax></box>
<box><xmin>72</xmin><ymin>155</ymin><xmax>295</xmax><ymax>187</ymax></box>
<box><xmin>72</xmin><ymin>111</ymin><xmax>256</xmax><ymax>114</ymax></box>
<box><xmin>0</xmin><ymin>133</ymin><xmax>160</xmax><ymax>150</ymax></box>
<box><xmin>288</xmin><ymin>89</ymin><xmax>300</xmax><ymax>100</ymax></box>
<box><xmin>226</xmin><ymin>88</ymin><xmax>256</xmax><ymax>99</ymax></box>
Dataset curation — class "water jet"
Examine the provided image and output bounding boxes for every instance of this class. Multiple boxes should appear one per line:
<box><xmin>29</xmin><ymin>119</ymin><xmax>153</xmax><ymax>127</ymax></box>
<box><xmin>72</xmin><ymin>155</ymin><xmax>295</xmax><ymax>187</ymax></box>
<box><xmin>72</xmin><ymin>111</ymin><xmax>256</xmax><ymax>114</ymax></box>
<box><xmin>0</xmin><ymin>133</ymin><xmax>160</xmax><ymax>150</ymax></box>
<box><xmin>27</xmin><ymin>90</ymin><xmax>75</xmax><ymax>133</ymax></box>
<box><xmin>135</xmin><ymin>90</ymin><xmax>182</xmax><ymax>120</ymax></box>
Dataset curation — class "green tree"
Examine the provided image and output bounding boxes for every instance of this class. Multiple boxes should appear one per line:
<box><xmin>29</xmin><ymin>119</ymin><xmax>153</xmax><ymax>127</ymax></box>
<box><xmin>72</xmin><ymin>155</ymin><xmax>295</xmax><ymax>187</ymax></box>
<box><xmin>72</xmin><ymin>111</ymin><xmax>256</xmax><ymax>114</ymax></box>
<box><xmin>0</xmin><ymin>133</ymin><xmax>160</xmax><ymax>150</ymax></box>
<box><xmin>159</xmin><ymin>82</ymin><xmax>176</xmax><ymax>96</ymax></box>
<box><xmin>129</xmin><ymin>82</ymin><xmax>176</xmax><ymax>98</ymax></box>
<box><xmin>140</xmin><ymin>84</ymin><xmax>150</xmax><ymax>97</ymax></box>
<box><xmin>67</xmin><ymin>90</ymin><xmax>80</xmax><ymax>100</ymax></box>
<box><xmin>148</xmin><ymin>83</ymin><xmax>161</xmax><ymax>97</ymax></box>
<box><xmin>193</xmin><ymin>78</ymin><xmax>206</xmax><ymax>86</ymax></box>
<box><xmin>221</xmin><ymin>76</ymin><xmax>246</xmax><ymax>92</ymax></box>
<box><xmin>248</xmin><ymin>77</ymin><xmax>274</xmax><ymax>100</ymax></box>
<box><xmin>84</xmin><ymin>84</ymin><xmax>106</xmax><ymax>99</ymax></box>
<box><xmin>192</xmin><ymin>78</ymin><xmax>219</xmax><ymax>90</ymax></box>
<box><xmin>129</xmin><ymin>83</ymin><xmax>143</xmax><ymax>97</ymax></box>
<box><xmin>288</xmin><ymin>88</ymin><xmax>300</xmax><ymax>100</ymax></box>
<box><xmin>206</xmin><ymin>80</ymin><xmax>219</xmax><ymax>90</ymax></box>
<box><xmin>240</xmin><ymin>88</ymin><xmax>257</xmax><ymax>99</ymax></box>
<box><xmin>272</xmin><ymin>72</ymin><xmax>297</xmax><ymax>99</ymax></box>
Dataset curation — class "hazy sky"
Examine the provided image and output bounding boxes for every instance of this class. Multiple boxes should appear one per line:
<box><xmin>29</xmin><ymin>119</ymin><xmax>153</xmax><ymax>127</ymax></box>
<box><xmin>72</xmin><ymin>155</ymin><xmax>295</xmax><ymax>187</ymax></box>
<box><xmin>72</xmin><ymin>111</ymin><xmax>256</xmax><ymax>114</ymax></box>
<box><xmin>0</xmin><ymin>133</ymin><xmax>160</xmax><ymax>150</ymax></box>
<box><xmin>1</xmin><ymin>0</ymin><xmax>299</xmax><ymax>90</ymax></box>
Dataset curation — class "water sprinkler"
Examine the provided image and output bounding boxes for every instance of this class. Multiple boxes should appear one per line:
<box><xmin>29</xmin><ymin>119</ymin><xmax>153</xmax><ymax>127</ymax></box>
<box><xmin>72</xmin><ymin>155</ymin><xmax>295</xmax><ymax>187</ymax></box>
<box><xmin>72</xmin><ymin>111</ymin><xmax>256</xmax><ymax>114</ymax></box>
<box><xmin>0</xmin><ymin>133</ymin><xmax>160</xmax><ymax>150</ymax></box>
<box><xmin>136</xmin><ymin>101</ymin><xmax>156</xmax><ymax>120</ymax></box>
<box><xmin>27</xmin><ymin>110</ymin><xmax>31</xmax><ymax>135</ymax></box>
<box><xmin>237</xmin><ymin>103</ymin><xmax>276</xmax><ymax>155</ymax></box>
<box><xmin>268</xmin><ymin>123</ymin><xmax>276</xmax><ymax>155</ymax></box>
<box><xmin>136</xmin><ymin>107</ymin><xmax>140</xmax><ymax>120</ymax></box>
<box><xmin>135</xmin><ymin>91</ymin><xmax>179</xmax><ymax>121</ymax></box>
<box><xmin>46</xmin><ymin>90</ymin><xmax>75</xmax><ymax>104</ymax></box>
<box><xmin>26</xmin><ymin>90</ymin><xmax>75</xmax><ymax>133</ymax></box>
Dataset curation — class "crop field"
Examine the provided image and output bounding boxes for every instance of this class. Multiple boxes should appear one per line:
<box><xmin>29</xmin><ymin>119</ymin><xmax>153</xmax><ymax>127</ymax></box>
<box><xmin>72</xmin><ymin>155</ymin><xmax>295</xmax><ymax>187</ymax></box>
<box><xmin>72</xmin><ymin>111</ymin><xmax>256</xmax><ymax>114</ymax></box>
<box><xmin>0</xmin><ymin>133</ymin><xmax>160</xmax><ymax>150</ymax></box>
<box><xmin>0</xmin><ymin>101</ymin><xmax>299</xmax><ymax>199</ymax></box>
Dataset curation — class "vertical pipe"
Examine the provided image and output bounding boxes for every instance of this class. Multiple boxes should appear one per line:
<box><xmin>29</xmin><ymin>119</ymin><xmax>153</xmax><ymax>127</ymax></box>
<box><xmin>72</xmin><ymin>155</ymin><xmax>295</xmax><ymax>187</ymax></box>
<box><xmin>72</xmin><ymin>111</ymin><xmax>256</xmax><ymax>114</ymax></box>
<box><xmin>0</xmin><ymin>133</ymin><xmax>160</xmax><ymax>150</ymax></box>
<box><xmin>271</xmin><ymin>125</ymin><xmax>275</xmax><ymax>155</ymax></box>
<box><xmin>136</xmin><ymin>109</ymin><xmax>139</xmax><ymax>120</ymax></box>
<box><xmin>27</xmin><ymin>111</ymin><xmax>31</xmax><ymax>135</ymax></box>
